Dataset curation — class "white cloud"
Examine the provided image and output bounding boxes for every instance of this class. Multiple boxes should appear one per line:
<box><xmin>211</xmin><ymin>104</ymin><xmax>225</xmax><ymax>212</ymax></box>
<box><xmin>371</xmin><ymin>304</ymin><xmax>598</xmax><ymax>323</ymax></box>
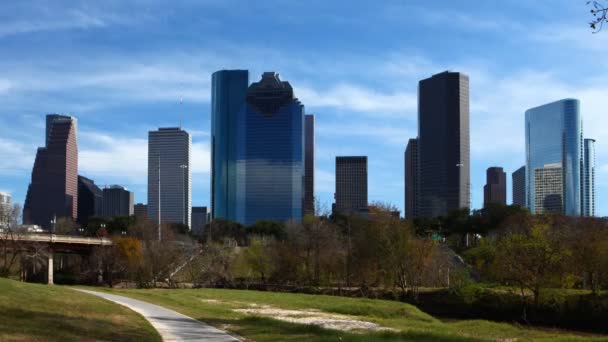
<box><xmin>191</xmin><ymin>142</ymin><xmax>211</xmax><ymax>174</ymax></box>
<box><xmin>0</xmin><ymin>137</ymin><xmax>36</xmax><ymax>174</ymax></box>
<box><xmin>317</xmin><ymin>122</ymin><xmax>414</xmax><ymax>146</ymax></box>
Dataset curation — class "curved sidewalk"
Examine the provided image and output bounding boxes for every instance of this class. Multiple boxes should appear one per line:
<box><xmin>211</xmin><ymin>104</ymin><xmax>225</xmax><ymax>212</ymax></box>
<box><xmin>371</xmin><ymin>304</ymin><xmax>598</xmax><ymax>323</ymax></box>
<box><xmin>76</xmin><ymin>289</ymin><xmax>239</xmax><ymax>341</ymax></box>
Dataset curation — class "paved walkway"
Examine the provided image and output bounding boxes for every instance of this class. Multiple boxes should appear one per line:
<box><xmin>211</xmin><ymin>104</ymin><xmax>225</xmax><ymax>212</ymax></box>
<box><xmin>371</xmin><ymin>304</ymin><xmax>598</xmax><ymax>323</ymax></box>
<box><xmin>75</xmin><ymin>289</ymin><xmax>239</xmax><ymax>341</ymax></box>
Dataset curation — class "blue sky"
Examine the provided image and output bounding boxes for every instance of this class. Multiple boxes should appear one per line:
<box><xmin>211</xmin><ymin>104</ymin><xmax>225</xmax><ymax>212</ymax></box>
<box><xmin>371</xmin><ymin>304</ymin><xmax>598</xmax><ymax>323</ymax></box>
<box><xmin>1</xmin><ymin>0</ymin><xmax>607</xmax><ymax>216</ymax></box>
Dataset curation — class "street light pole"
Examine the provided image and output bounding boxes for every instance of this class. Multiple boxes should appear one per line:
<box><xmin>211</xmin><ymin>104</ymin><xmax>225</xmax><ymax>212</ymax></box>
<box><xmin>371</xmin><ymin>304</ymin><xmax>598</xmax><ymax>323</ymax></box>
<box><xmin>158</xmin><ymin>155</ymin><xmax>162</xmax><ymax>242</ymax></box>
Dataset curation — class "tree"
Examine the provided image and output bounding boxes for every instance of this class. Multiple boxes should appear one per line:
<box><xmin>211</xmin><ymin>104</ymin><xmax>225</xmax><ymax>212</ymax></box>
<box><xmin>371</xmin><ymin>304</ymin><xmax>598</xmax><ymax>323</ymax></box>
<box><xmin>243</xmin><ymin>236</ymin><xmax>275</xmax><ymax>283</ymax></box>
<box><xmin>589</xmin><ymin>1</ymin><xmax>608</xmax><ymax>31</ymax></box>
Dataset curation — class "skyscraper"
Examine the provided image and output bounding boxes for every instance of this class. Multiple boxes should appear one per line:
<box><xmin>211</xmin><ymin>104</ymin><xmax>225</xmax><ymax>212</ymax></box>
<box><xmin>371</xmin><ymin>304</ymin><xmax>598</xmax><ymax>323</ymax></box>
<box><xmin>525</xmin><ymin>99</ymin><xmax>582</xmax><ymax>215</ymax></box>
<box><xmin>234</xmin><ymin>72</ymin><xmax>305</xmax><ymax>225</ymax></box>
<box><xmin>417</xmin><ymin>71</ymin><xmax>470</xmax><ymax>218</ymax></box>
<box><xmin>148</xmin><ymin>128</ymin><xmax>192</xmax><ymax>228</ymax></box>
<box><xmin>583</xmin><ymin>138</ymin><xmax>596</xmax><ymax>217</ymax></box>
<box><xmin>483</xmin><ymin>167</ymin><xmax>507</xmax><ymax>207</ymax></box>
<box><xmin>512</xmin><ymin>166</ymin><xmax>526</xmax><ymax>207</ymax></box>
<box><xmin>191</xmin><ymin>206</ymin><xmax>208</xmax><ymax>236</ymax></box>
<box><xmin>404</xmin><ymin>138</ymin><xmax>418</xmax><ymax>219</ymax></box>
<box><xmin>24</xmin><ymin>114</ymin><xmax>78</xmax><ymax>229</ymax></box>
<box><xmin>534</xmin><ymin>163</ymin><xmax>563</xmax><ymax>214</ymax></box>
<box><xmin>134</xmin><ymin>203</ymin><xmax>148</xmax><ymax>220</ymax></box>
<box><xmin>102</xmin><ymin>185</ymin><xmax>134</xmax><ymax>218</ymax></box>
<box><xmin>211</xmin><ymin>70</ymin><xmax>249</xmax><ymax>222</ymax></box>
<box><xmin>335</xmin><ymin>156</ymin><xmax>368</xmax><ymax>215</ymax></box>
<box><xmin>0</xmin><ymin>192</ymin><xmax>10</xmax><ymax>229</ymax></box>
<box><xmin>77</xmin><ymin>176</ymin><xmax>102</xmax><ymax>226</ymax></box>
<box><xmin>304</xmin><ymin>114</ymin><xmax>315</xmax><ymax>216</ymax></box>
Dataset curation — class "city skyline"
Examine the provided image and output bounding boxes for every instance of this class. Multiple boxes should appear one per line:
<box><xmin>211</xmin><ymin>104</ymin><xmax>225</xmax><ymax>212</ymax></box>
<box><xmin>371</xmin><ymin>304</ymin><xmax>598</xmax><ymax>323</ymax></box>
<box><xmin>1</xmin><ymin>1</ymin><xmax>608</xmax><ymax>217</ymax></box>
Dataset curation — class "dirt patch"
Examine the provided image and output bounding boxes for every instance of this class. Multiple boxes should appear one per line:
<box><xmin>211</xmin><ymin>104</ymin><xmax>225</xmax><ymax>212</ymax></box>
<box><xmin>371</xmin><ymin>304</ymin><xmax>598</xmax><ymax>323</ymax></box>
<box><xmin>234</xmin><ymin>307</ymin><xmax>394</xmax><ymax>332</ymax></box>
<box><xmin>200</xmin><ymin>299</ymin><xmax>221</xmax><ymax>304</ymax></box>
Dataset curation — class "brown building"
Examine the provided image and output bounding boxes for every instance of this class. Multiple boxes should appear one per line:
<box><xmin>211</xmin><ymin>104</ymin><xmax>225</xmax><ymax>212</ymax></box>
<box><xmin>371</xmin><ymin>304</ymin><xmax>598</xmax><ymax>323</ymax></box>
<box><xmin>304</xmin><ymin>114</ymin><xmax>315</xmax><ymax>216</ymax></box>
<box><xmin>483</xmin><ymin>167</ymin><xmax>507</xmax><ymax>207</ymax></box>
<box><xmin>335</xmin><ymin>156</ymin><xmax>368</xmax><ymax>215</ymax></box>
<box><xmin>24</xmin><ymin>114</ymin><xmax>78</xmax><ymax>229</ymax></box>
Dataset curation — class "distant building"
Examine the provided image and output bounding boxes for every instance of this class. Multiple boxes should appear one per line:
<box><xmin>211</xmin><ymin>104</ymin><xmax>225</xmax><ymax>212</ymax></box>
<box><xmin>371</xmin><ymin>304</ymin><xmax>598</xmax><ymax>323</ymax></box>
<box><xmin>304</xmin><ymin>114</ymin><xmax>315</xmax><ymax>216</ymax></box>
<box><xmin>335</xmin><ymin>156</ymin><xmax>368</xmax><ymax>215</ymax></box>
<box><xmin>404</xmin><ymin>138</ymin><xmax>418</xmax><ymax>219</ymax></box>
<box><xmin>417</xmin><ymin>71</ymin><xmax>470</xmax><ymax>218</ymax></box>
<box><xmin>102</xmin><ymin>186</ymin><xmax>134</xmax><ymax>218</ymax></box>
<box><xmin>512</xmin><ymin>166</ymin><xmax>526</xmax><ymax>207</ymax></box>
<box><xmin>483</xmin><ymin>167</ymin><xmax>506</xmax><ymax>208</ymax></box>
<box><xmin>525</xmin><ymin>99</ymin><xmax>581</xmax><ymax>215</ymax></box>
<box><xmin>24</xmin><ymin>114</ymin><xmax>78</xmax><ymax>229</ymax></box>
<box><xmin>134</xmin><ymin>203</ymin><xmax>148</xmax><ymax>220</ymax></box>
<box><xmin>148</xmin><ymin>128</ymin><xmax>192</xmax><ymax>228</ymax></box>
<box><xmin>534</xmin><ymin>164</ymin><xmax>563</xmax><ymax>214</ymax></box>
<box><xmin>0</xmin><ymin>192</ymin><xmax>11</xmax><ymax>229</ymax></box>
<box><xmin>191</xmin><ymin>206</ymin><xmax>208</xmax><ymax>236</ymax></box>
<box><xmin>77</xmin><ymin>176</ymin><xmax>102</xmax><ymax>226</ymax></box>
<box><xmin>583</xmin><ymin>139</ymin><xmax>596</xmax><ymax>217</ymax></box>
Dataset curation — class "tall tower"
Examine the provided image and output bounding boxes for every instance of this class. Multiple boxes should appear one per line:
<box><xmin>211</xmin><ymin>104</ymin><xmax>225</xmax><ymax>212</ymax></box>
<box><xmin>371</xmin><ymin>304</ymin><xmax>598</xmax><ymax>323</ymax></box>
<box><xmin>483</xmin><ymin>167</ymin><xmax>507</xmax><ymax>207</ymax></box>
<box><xmin>525</xmin><ymin>99</ymin><xmax>582</xmax><ymax>215</ymax></box>
<box><xmin>304</xmin><ymin>114</ymin><xmax>315</xmax><ymax>216</ymax></box>
<box><xmin>512</xmin><ymin>166</ymin><xmax>526</xmax><ymax>207</ymax></box>
<box><xmin>235</xmin><ymin>72</ymin><xmax>305</xmax><ymax>225</ymax></box>
<box><xmin>24</xmin><ymin>114</ymin><xmax>78</xmax><ymax>229</ymax></box>
<box><xmin>210</xmin><ymin>70</ymin><xmax>249</xmax><ymax>221</ymax></box>
<box><xmin>335</xmin><ymin>156</ymin><xmax>368</xmax><ymax>215</ymax></box>
<box><xmin>417</xmin><ymin>71</ymin><xmax>470</xmax><ymax>218</ymax></box>
<box><xmin>148</xmin><ymin>128</ymin><xmax>192</xmax><ymax>228</ymax></box>
<box><xmin>583</xmin><ymin>138</ymin><xmax>596</xmax><ymax>216</ymax></box>
<box><xmin>404</xmin><ymin>138</ymin><xmax>418</xmax><ymax>219</ymax></box>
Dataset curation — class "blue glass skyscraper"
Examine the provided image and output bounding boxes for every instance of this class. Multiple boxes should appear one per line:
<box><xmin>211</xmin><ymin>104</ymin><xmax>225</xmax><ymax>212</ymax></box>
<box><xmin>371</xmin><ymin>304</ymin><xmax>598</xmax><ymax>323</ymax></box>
<box><xmin>211</xmin><ymin>71</ymin><xmax>305</xmax><ymax>225</ymax></box>
<box><xmin>583</xmin><ymin>138</ymin><xmax>596</xmax><ymax>217</ymax></box>
<box><xmin>525</xmin><ymin>99</ymin><xmax>582</xmax><ymax>215</ymax></box>
<box><xmin>211</xmin><ymin>70</ymin><xmax>249</xmax><ymax>221</ymax></box>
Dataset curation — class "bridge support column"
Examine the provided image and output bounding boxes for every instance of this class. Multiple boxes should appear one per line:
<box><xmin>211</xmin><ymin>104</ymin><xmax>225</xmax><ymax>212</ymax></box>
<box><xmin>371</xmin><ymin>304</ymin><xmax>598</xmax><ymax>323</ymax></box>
<box><xmin>47</xmin><ymin>252</ymin><xmax>54</xmax><ymax>285</ymax></box>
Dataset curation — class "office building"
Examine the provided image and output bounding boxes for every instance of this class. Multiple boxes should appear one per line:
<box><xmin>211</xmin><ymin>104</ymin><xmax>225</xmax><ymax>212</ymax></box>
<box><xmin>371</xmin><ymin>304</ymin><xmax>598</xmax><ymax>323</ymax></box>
<box><xmin>102</xmin><ymin>185</ymin><xmax>134</xmax><ymax>218</ymax></box>
<box><xmin>211</xmin><ymin>70</ymin><xmax>249</xmax><ymax>221</ymax></box>
<box><xmin>335</xmin><ymin>156</ymin><xmax>368</xmax><ymax>214</ymax></box>
<box><xmin>417</xmin><ymin>71</ymin><xmax>470</xmax><ymax>218</ymax></box>
<box><xmin>525</xmin><ymin>99</ymin><xmax>582</xmax><ymax>215</ymax></box>
<box><xmin>148</xmin><ymin>128</ymin><xmax>192</xmax><ymax>228</ymax></box>
<box><xmin>483</xmin><ymin>167</ymin><xmax>507</xmax><ymax>207</ymax></box>
<box><xmin>24</xmin><ymin>114</ymin><xmax>78</xmax><ymax>229</ymax></box>
<box><xmin>77</xmin><ymin>176</ymin><xmax>102</xmax><ymax>226</ymax></box>
<box><xmin>0</xmin><ymin>192</ymin><xmax>11</xmax><ymax>229</ymax></box>
<box><xmin>304</xmin><ymin>114</ymin><xmax>315</xmax><ymax>216</ymax></box>
<box><xmin>583</xmin><ymin>138</ymin><xmax>596</xmax><ymax>216</ymax></box>
<box><xmin>134</xmin><ymin>203</ymin><xmax>148</xmax><ymax>220</ymax></box>
<box><xmin>534</xmin><ymin>164</ymin><xmax>563</xmax><ymax>214</ymax></box>
<box><xmin>512</xmin><ymin>166</ymin><xmax>526</xmax><ymax>207</ymax></box>
<box><xmin>191</xmin><ymin>206</ymin><xmax>208</xmax><ymax>236</ymax></box>
<box><xmin>404</xmin><ymin>138</ymin><xmax>418</xmax><ymax>219</ymax></box>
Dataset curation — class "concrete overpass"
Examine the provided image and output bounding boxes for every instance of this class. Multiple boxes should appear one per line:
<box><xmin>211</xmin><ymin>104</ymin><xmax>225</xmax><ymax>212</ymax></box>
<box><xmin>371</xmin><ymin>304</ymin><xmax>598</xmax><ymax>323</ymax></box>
<box><xmin>1</xmin><ymin>232</ymin><xmax>113</xmax><ymax>284</ymax></box>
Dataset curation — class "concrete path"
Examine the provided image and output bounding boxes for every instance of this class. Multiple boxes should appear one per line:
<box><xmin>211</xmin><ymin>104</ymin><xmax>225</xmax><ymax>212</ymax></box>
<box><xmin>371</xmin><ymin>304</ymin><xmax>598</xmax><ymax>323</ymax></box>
<box><xmin>75</xmin><ymin>289</ymin><xmax>239</xmax><ymax>341</ymax></box>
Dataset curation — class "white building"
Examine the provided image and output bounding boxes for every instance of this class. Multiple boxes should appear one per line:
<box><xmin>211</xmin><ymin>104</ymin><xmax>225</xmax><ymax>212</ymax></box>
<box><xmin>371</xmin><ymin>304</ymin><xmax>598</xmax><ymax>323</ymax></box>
<box><xmin>534</xmin><ymin>163</ymin><xmax>563</xmax><ymax>214</ymax></box>
<box><xmin>0</xmin><ymin>192</ymin><xmax>11</xmax><ymax>229</ymax></box>
<box><xmin>148</xmin><ymin>128</ymin><xmax>192</xmax><ymax>228</ymax></box>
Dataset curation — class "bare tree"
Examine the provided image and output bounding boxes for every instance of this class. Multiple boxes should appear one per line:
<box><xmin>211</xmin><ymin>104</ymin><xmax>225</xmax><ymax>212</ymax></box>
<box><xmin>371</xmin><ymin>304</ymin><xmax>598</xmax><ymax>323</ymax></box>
<box><xmin>589</xmin><ymin>1</ymin><xmax>608</xmax><ymax>32</ymax></box>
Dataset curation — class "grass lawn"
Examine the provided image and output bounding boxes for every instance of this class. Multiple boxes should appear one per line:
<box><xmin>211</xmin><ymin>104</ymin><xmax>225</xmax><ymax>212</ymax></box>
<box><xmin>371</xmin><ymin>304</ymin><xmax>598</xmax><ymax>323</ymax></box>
<box><xmin>0</xmin><ymin>278</ymin><xmax>160</xmax><ymax>342</ymax></box>
<box><xmin>85</xmin><ymin>286</ymin><xmax>608</xmax><ymax>342</ymax></box>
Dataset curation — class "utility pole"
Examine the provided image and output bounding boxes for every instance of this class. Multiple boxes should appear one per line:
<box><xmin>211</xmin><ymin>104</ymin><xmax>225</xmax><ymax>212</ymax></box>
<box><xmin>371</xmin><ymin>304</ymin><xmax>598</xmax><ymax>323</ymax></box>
<box><xmin>158</xmin><ymin>155</ymin><xmax>161</xmax><ymax>241</ymax></box>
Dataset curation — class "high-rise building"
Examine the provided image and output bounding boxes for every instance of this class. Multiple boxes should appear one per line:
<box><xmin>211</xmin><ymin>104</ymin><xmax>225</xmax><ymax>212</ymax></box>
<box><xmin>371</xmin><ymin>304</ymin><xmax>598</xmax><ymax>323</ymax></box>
<box><xmin>234</xmin><ymin>72</ymin><xmax>304</xmax><ymax>225</ymax></box>
<box><xmin>304</xmin><ymin>114</ymin><xmax>315</xmax><ymax>216</ymax></box>
<box><xmin>24</xmin><ymin>114</ymin><xmax>78</xmax><ymax>229</ymax></box>
<box><xmin>148</xmin><ymin>128</ymin><xmax>192</xmax><ymax>228</ymax></box>
<box><xmin>0</xmin><ymin>192</ymin><xmax>11</xmax><ymax>229</ymax></box>
<box><xmin>534</xmin><ymin>164</ymin><xmax>563</xmax><ymax>214</ymax></box>
<box><xmin>134</xmin><ymin>203</ymin><xmax>148</xmax><ymax>220</ymax></box>
<box><xmin>77</xmin><ymin>176</ymin><xmax>102</xmax><ymax>226</ymax></box>
<box><xmin>191</xmin><ymin>206</ymin><xmax>208</xmax><ymax>236</ymax></box>
<box><xmin>404</xmin><ymin>138</ymin><xmax>418</xmax><ymax>219</ymax></box>
<box><xmin>525</xmin><ymin>99</ymin><xmax>582</xmax><ymax>215</ymax></box>
<box><xmin>335</xmin><ymin>156</ymin><xmax>368</xmax><ymax>215</ymax></box>
<box><xmin>583</xmin><ymin>138</ymin><xmax>596</xmax><ymax>217</ymax></box>
<box><xmin>512</xmin><ymin>166</ymin><xmax>526</xmax><ymax>207</ymax></box>
<box><xmin>102</xmin><ymin>185</ymin><xmax>134</xmax><ymax>218</ymax></box>
<box><xmin>211</xmin><ymin>70</ymin><xmax>249</xmax><ymax>222</ymax></box>
<box><xmin>483</xmin><ymin>167</ymin><xmax>507</xmax><ymax>207</ymax></box>
<box><xmin>417</xmin><ymin>71</ymin><xmax>470</xmax><ymax>218</ymax></box>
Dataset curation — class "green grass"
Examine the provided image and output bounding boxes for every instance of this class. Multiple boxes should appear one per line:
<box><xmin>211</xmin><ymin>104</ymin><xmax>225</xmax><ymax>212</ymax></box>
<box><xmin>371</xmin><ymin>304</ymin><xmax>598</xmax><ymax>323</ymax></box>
<box><xmin>0</xmin><ymin>278</ymin><xmax>161</xmax><ymax>342</ymax></box>
<box><xmin>83</xmin><ymin>286</ymin><xmax>608</xmax><ymax>342</ymax></box>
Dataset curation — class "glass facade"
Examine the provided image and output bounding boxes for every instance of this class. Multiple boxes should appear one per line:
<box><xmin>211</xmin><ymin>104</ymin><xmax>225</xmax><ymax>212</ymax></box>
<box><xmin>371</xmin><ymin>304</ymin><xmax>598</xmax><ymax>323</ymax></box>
<box><xmin>583</xmin><ymin>138</ymin><xmax>596</xmax><ymax>216</ymax></box>
<box><xmin>234</xmin><ymin>72</ymin><xmax>304</xmax><ymax>225</ymax></box>
<box><xmin>525</xmin><ymin>99</ymin><xmax>582</xmax><ymax>215</ymax></box>
<box><xmin>211</xmin><ymin>70</ymin><xmax>249</xmax><ymax>221</ymax></box>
